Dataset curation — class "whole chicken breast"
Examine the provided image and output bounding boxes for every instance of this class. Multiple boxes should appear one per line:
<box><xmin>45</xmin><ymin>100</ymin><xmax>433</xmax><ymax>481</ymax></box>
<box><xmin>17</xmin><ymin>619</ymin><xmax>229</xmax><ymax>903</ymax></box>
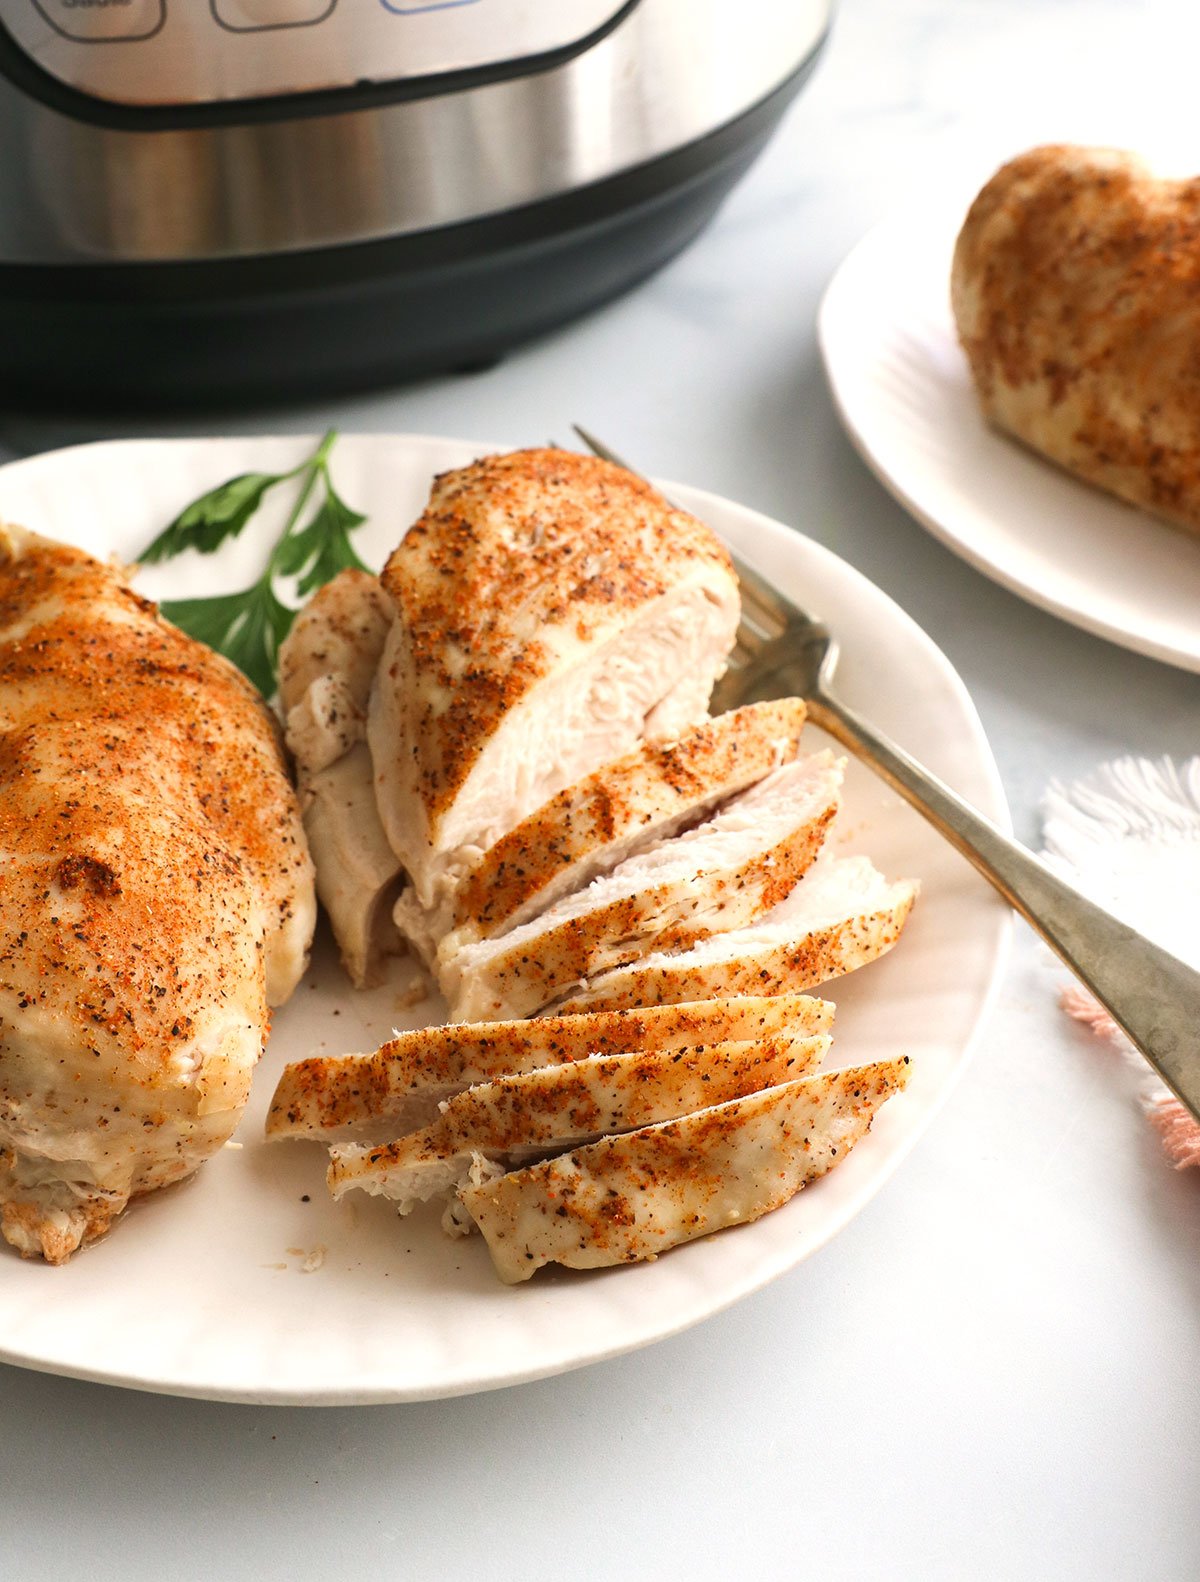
<box><xmin>368</xmin><ymin>448</ymin><xmax>741</xmax><ymax>910</ymax></box>
<box><xmin>557</xmin><ymin>853</ymin><xmax>916</xmax><ymax>1012</ymax></box>
<box><xmin>279</xmin><ymin>569</ymin><xmax>404</xmax><ymax>987</ymax></box>
<box><xmin>441</xmin><ymin>752</ymin><xmax>842</xmax><ymax>1022</ymax></box>
<box><xmin>953</xmin><ymin>143</ymin><xmax>1200</xmax><ymax>534</ymax></box>
<box><xmin>266</xmin><ymin>993</ymin><xmax>834</xmax><ymax>1141</ymax></box>
<box><xmin>461</xmin><ymin>1057</ymin><xmax>912</xmax><ymax>1282</ymax></box>
<box><xmin>325</xmin><ymin>1032</ymin><xmax>830</xmax><ymax>1213</ymax></box>
<box><xmin>0</xmin><ymin>526</ymin><xmax>315</xmax><ymax>1262</ymax></box>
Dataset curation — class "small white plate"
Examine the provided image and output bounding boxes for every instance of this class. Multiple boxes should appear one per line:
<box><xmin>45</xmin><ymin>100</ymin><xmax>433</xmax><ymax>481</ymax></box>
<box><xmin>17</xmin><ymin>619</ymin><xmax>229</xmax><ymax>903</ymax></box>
<box><xmin>0</xmin><ymin>433</ymin><xmax>1010</xmax><ymax>1405</ymax></box>
<box><xmin>818</xmin><ymin>212</ymin><xmax>1200</xmax><ymax>673</ymax></box>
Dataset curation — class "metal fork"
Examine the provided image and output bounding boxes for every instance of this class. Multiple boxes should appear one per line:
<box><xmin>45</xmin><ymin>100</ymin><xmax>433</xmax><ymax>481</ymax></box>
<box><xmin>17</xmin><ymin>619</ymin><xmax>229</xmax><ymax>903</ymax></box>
<box><xmin>574</xmin><ymin>424</ymin><xmax>1200</xmax><ymax>1124</ymax></box>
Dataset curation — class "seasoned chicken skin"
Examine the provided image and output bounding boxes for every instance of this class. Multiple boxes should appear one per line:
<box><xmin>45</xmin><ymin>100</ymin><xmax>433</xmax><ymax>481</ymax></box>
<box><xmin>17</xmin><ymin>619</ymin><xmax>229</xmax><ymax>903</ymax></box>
<box><xmin>368</xmin><ymin>448</ymin><xmax>741</xmax><ymax>912</ymax></box>
<box><xmin>0</xmin><ymin>526</ymin><xmax>315</xmax><ymax>1263</ymax></box>
<box><xmin>461</xmin><ymin>1058</ymin><xmax>912</xmax><ymax>1282</ymax></box>
<box><xmin>953</xmin><ymin>144</ymin><xmax>1200</xmax><ymax>534</ymax></box>
<box><xmin>279</xmin><ymin>569</ymin><xmax>403</xmax><ymax>987</ymax></box>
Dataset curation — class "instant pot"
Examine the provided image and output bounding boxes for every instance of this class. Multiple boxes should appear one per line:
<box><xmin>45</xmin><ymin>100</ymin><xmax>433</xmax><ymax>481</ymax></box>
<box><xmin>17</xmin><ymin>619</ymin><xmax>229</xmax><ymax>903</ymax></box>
<box><xmin>0</xmin><ymin>0</ymin><xmax>830</xmax><ymax>404</ymax></box>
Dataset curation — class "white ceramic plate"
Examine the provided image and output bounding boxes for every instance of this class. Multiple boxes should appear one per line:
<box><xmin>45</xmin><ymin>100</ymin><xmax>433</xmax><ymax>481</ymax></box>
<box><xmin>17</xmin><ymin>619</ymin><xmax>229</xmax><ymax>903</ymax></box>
<box><xmin>818</xmin><ymin>212</ymin><xmax>1200</xmax><ymax>673</ymax></box>
<box><xmin>0</xmin><ymin>433</ymin><xmax>1010</xmax><ymax>1405</ymax></box>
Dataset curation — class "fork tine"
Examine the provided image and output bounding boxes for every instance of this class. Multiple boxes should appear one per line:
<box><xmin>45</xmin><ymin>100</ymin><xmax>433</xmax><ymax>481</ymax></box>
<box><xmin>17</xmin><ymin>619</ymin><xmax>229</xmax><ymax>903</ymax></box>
<box><xmin>570</xmin><ymin>424</ymin><xmax>625</xmax><ymax>469</ymax></box>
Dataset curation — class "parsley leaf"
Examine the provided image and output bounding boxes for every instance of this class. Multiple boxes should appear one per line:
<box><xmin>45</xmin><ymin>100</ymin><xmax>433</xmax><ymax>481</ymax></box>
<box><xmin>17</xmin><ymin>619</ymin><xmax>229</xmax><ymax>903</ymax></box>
<box><xmin>277</xmin><ymin>481</ymin><xmax>370</xmax><ymax>596</ymax></box>
<box><xmin>160</xmin><ymin>582</ymin><xmax>293</xmax><ymax>700</ymax></box>
<box><xmin>141</xmin><ymin>430</ymin><xmax>370</xmax><ymax>698</ymax></box>
<box><xmin>140</xmin><ymin>470</ymin><xmax>289</xmax><ymax>564</ymax></box>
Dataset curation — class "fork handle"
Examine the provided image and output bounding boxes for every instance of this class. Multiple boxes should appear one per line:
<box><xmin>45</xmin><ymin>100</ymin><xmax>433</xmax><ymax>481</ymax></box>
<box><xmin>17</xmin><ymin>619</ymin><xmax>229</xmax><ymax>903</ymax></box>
<box><xmin>810</xmin><ymin>687</ymin><xmax>1200</xmax><ymax>1121</ymax></box>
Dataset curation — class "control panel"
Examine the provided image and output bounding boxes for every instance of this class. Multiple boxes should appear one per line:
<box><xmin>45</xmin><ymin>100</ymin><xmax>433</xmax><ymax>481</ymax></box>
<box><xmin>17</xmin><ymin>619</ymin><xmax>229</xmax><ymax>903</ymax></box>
<box><xmin>1</xmin><ymin>0</ymin><xmax>630</xmax><ymax>108</ymax></box>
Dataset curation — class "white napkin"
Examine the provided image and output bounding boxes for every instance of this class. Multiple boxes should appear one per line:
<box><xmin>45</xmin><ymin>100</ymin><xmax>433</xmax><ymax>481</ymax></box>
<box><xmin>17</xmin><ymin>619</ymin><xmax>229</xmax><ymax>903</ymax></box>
<box><xmin>1042</xmin><ymin>756</ymin><xmax>1200</xmax><ymax>1168</ymax></box>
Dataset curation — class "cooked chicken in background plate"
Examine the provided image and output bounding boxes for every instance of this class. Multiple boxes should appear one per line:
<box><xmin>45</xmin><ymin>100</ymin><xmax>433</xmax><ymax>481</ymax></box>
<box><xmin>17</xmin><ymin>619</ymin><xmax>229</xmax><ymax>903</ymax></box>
<box><xmin>0</xmin><ymin>526</ymin><xmax>315</xmax><ymax>1263</ymax></box>
<box><xmin>953</xmin><ymin>143</ymin><xmax>1200</xmax><ymax>537</ymax></box>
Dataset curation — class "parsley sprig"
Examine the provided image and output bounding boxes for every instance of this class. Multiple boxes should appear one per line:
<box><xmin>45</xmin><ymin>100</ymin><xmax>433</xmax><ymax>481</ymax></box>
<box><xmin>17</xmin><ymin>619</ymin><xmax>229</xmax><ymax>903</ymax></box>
<box><xmin>139</xmin><ymin>430</ymin><xmax>369</xmax><ymax>697</ymax></box>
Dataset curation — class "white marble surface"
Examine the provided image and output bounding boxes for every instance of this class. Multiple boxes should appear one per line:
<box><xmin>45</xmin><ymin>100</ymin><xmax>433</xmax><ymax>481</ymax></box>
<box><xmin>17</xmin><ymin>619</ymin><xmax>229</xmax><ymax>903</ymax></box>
<box><xmin>2</xmin><ymin>2</ymin><xmax>1199</xmax><ymax>1578</ymax></box>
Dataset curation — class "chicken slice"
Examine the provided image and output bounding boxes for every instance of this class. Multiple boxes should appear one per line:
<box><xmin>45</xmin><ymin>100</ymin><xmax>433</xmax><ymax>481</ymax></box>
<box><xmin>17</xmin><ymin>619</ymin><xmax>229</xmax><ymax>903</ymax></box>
<box><xmin>450</xmin><ymin>699</ymin><xmax>808</xmax><ymax>941</ymax></box>
<box><xmin>279</xmin><ymin>569</ymin><xmax>404</xmax><ymax>988</ymax></box>
<box><xmin>461</xmin><ymin>1057</ymin><xmax>912</xmax><ymax>1282</ymax></box>
<box><xmin>297</xmin><ymin>745</ymin><xmax>406</xmax><ymax>987</ymax></box>
<box><xmin>392</xmin><ymin>697</ymin><xmax>808</xmax><ymax>966</ymax></box>
<box><xmin>278</xmin><ymin>566</ymin><xmax>393</xmax><ymax>715</ymax></box>
<box><xmin>557</xmin><ymin>853</ymin><xmax>917</xmax><ymax>1012</ymax></box>
<box><xmin>442</xmin><ymin>752</ymin><xmax>843</xmax><ymax>1022</ymax></box>
<box><xmin>326</xmin><ymin>1033</ymin><xmax>830</xmax><ymax>1214</ymax></box>
<box><xmin>0</xmin><ymin>526</ymin><xmax>315</xmax><ymax>1262</ymax></box>
<box><xmin>368</xmin><ymin>448</ymin><xmax>741</xmax><ymax>911</ymax></box>
<box><xmin>266</xmin><ymin>992</ymin><xmax>834</xmax><ymax>1141</ymax></box>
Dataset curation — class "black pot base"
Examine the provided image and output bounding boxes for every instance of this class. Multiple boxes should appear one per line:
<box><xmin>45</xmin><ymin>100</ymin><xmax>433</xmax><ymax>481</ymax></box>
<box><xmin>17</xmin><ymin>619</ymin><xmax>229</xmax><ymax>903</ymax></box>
<box><xmin>0</xmin><ymin>54</ymin><xmax>821</xmax><ymax>410</ymax></box>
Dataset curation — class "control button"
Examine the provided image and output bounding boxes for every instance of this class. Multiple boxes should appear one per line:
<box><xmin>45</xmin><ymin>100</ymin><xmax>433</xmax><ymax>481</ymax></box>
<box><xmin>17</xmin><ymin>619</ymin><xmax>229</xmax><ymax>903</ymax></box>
<box><xmin>31</xmin><ymin>0</ymin><xmax>165</xmax><ymax>42</ymax></box>
<box><xmin>211</xmin><ymin>0</ymin><xmax>335</xmax><ymax>28</ymax></box>
<box><xmin>379</xmin><ymin>0</ymin><xmax>482</xmax><ymax>13</ymax></box>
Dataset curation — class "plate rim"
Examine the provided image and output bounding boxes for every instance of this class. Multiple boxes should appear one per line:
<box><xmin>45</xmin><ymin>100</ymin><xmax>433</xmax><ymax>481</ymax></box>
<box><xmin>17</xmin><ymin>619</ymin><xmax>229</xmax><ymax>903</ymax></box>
<box><xmin>817</xmin><ymin>217</ymin><xmax>1200</xmax><ymax>676</ymax></box>
<box><xmin>0</xmin><ymin>431</ymin><xmax>1013</xmax><ymax>1404</ymax></box>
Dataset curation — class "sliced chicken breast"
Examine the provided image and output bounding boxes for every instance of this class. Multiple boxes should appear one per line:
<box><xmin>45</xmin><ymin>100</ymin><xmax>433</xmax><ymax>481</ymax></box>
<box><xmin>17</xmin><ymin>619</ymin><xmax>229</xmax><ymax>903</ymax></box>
<box><xmin>326</xmin><ymin>1033</ymin><xmax>830</xmax><ymax>1211</ymax></box>
<box><xmin>443</xmin><ymin>753</ymin><xmax>843</xmax><ymax>1022</ymax></box>
<box><xmin>368</xmin><ymin>449</ymin><xmax>741</xmax><ymax>912</ymax></box>
<box><xmin>266</xmin><ymin>993</ymin><xmax>834</xmax><ymax>1141</ymax></box>
<box><xmin>279</xmin><ymin>570</ymin><xmax>404</xmax><ymax>987</ymax></box>
<box><xmin>451</xmin><ymin>699</ymin><xmax>808</xmax><ymax>941</ymax></box>
<box><xmin>391</xmin><ymin>697</ymin><xmax>808</xmax><ymax>967</ymax></box>
<box><xmin>557</xmin><ymin>854</ymin><xmax>917</xmax><ymax>1012</ymax></box>
<box><xmin>0</xmin><ymin>526</ymin><xmax>315</xmax><ymax>1262</ymax></box>
<box><xmin>461</xmin><ymin>1057</ymin><xmax>912</xmax><ymax>1282</ymax></box>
